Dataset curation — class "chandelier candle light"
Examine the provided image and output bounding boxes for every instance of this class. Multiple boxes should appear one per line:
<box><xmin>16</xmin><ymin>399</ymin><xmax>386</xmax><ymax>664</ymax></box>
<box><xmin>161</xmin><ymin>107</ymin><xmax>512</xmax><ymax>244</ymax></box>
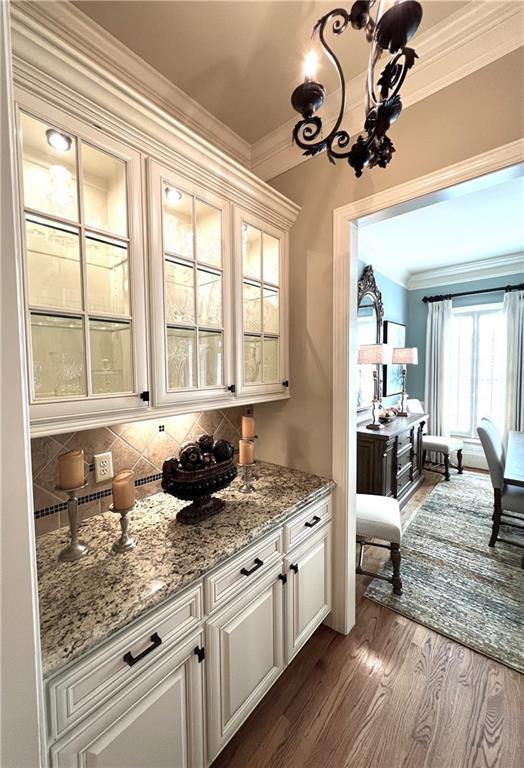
<box><xmin>358</xmin><ymin>343</ymin><xmax>393</xmax><ymax>429</ymax></box>
<box><xmin>239</xmin><ymin>415</ymin><xmax>257</xmax><ymax>493</ymax></box>
<box><xmin>291</xmin><ymin>0</ymin><xmax>423</xmax><ymax>177</ymax></box>
<box><xmin>392</xmin><ymin>346</ymin><xmax>418</xmax><ymax>415</ymax></box>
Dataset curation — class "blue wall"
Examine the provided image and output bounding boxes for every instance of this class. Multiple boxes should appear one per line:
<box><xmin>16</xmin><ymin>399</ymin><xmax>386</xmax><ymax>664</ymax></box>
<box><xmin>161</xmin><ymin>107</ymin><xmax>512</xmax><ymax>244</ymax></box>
<box><xmin>406</xmin><ymin>271</ymin><xmax>524</xmax><ymax>401</ymax></box>
<box><xmin>359</xmin><ymin>261</ymin><xmax>524</xmax><ymax>403</ymax></box>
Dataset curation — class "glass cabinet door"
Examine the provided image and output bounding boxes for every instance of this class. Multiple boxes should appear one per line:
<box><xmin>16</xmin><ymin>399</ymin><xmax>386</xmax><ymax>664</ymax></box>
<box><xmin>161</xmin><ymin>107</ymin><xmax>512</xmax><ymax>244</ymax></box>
<box><xmin>236</xmin><ymin>210</ymin><xmax>288</xmax><ymax>397</ymax></box>
<box><xmin>18</xmin><ymin>104</ymin><xmax>147</xmax><ymax>427</ymax></box>
<box><xmin>148</xmin><ymin>162</ymin><xmax>233</xmax><ymax>406</ymax></box>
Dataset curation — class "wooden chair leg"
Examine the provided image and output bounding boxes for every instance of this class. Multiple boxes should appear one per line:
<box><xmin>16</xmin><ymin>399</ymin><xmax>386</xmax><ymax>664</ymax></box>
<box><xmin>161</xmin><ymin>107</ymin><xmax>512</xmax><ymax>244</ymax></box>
<box><xmin>489</xmin><ymin>489</ymin><xmax>502</xmax><ymax>547</ymax></box>
<box><xmin>457</xmin><ymin>449</ymin><xmax>463</xmax><ymax>474</ymax></box>
<box><xmin>422</xmin><ymin>449</ymin><xmax>427</xmax><ymax>467</ymax></box>
<box><xmin>390</xmin><ymin>543</ymin><xmax>402</xmax><ymax>596</ymax></box>
<box><xmin>444</xmin><ymin>453</ymin><xmax>450</xmax><ymax>481</ymax></box>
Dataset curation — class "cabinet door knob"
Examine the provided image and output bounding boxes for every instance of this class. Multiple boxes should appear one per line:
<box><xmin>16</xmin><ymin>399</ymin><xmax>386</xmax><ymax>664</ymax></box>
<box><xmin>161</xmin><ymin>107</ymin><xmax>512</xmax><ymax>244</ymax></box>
<box><xmin>240</xmin><ymin>557</ymin><xmax>263</xmax><ymax>576</ymax></box>
<box><xmin>123</xmin><ymin>632</ymin><xmax>162</xmax><ymax>667</ymax></box>
<box><xmin>194</xmin><ymin>646</ymin><xmax>205</xmax><ymax>663</ymax></box>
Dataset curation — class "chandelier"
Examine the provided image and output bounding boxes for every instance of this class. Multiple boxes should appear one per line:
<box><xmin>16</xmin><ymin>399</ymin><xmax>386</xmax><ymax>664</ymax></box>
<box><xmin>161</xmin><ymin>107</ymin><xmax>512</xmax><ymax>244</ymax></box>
<box><xmin>290</xmin><ymin>1</ymin><xmax>423</xmax><ymax>177</ymax></box>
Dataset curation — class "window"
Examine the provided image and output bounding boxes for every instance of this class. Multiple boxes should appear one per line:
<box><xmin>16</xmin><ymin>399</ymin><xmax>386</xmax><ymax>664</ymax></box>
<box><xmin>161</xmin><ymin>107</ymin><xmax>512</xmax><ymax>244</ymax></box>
<box><xmin>448</xmin><ymin>304</ymin><xmax>506</xmax><ymax>437</ymax></box>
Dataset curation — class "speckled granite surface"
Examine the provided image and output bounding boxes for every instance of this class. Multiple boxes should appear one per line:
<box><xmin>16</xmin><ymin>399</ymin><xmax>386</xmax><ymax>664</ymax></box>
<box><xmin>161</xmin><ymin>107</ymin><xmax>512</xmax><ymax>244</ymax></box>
<box><xmin>36</xmin><ymin>462</ymin><xmax>333</xmax><ymax>678</ymax></box>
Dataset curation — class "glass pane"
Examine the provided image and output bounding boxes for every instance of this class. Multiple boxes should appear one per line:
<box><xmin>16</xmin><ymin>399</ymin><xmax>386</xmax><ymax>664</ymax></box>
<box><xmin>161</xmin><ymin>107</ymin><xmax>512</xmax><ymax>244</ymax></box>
<box><xmin>20</xmin><ymin>112</ymin><xmax>78</xmax><ymax>221</ymax></box>
<box><xmin>243</xmin><ymin>282</ymin><xmax>262</xmax><ymax>333</ymax></box>
<box><xmin>263</xmin><ymin>337</ymin><xmax>279</xmax><ymax>383</ymax></box>
<box><xmin>86</xmin><ymin>237</ymin><xmax>129</xmax><ymax>316</ymax></box>
<box><xmin>165</xmin><ymin>261</ymin><xmax>195</xmax><ymax>325</ymax></box>
<box><xmin>242</xmin><ymin>224</ymin><xmax>261</xmax><ymax>280</ymax></box>
<box><xmin>89</xmin><ymin>320</ymin><xmax>133</xmax><ymax>395</ymax></box>
<box><xmin>164</xmin><ymin>187</ymin><xmax>193</xmax><ymax>258</ymax></box>
<box><xmin>477</xmin><ymin>311</ymin><xmax>506</xmax><ymax>432</ymax></box>
<box><xmin>197</xmin><ymin>269</ymin><xmax>222</xmax><ymax>328</ymax></box>
<box><xmin>196</xmin><ymin>200</ymin><xmax>221</xmax><ymax>267</ymax></box>
<box><xmin>82</xmin><ymin>144</ymin><xmax>127</xmax><ymax>237</ymax></box>
<box><xmin>167</xmin><ymin>327</ymin><xmax>196</xmax><ymax>390</ymax></box>
<box><xmin>263</xmin><ymin>287</ymin><xmax>279</xmax><ymax>335</ymax></box>
<box><xmin>31</xmin><ymin>314</ymin><xmax>86</xmax><ymax>398</ymax></box>
<box><xmin>199</xmin><ymin>331</ymin><xmax>223</xmax><ymax>388</ymax></box>
<box><xmin>263</xmin><ymin>233</ymin><xmax>279</xmax><ymax>285</ymax></box>
<box><xmin>244</xmin><ymin>335</ymin><xmax>262</xmax><ymax>385</ymax></box>
<box><xmin>26</xmin><ymin>218</ymin><xmax>81</xmax><ymax>310</ymax></box>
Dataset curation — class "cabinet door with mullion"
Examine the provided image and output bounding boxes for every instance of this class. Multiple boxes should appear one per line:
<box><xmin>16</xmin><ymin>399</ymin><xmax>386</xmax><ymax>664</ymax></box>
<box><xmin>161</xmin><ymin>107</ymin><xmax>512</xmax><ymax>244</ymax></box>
<box><xmin>148</xmin><ymin>160</ymin><xmax>234</xmax><ymax>407</ymax></box>
<box><xmin>17</xmin><ymin>97</ymin><xmax>148</xmax><ymax>431</ymax></box>
<box><xmin>234</xmin><ymin>208</ymin><xmax>288</xmax><ymax>399</ymax></box>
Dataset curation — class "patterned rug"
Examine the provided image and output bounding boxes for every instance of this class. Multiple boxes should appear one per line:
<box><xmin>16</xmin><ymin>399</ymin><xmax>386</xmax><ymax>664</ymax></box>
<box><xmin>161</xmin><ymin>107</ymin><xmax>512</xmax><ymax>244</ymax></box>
<box><xmin>365</xmin><ymin>472</ymin><xmax>524</xmax><ymax>673</ymax></box>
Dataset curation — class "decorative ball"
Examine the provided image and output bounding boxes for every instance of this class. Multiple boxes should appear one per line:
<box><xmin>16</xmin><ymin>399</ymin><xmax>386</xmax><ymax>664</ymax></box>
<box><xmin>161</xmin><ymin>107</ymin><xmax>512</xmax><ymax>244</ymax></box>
<box><xmin>197</xmin><ymin>433</ymin><xmax>214</xmax><ymax>453</ymax></box>
<box><xmin>179</xmin><ymin>441</ymin><xmax>203</xmax><ymax>470</ymax></box>
<box><xmin>202</xmin><ymin>452</ymin><xmax>216</xmax><ymax>467</ymax></box>
<box><xmin>212</xmin><ymin>439</ymin><xmax>234</xmax><ymax>463</ymax></box>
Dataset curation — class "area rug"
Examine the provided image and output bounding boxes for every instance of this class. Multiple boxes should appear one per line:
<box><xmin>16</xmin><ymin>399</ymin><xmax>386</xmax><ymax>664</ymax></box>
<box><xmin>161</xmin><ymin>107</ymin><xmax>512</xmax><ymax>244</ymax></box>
<box><xmin>365</xmin><ymin>472</ymin><xmax>524</xmax><ymax>673</ymax></box>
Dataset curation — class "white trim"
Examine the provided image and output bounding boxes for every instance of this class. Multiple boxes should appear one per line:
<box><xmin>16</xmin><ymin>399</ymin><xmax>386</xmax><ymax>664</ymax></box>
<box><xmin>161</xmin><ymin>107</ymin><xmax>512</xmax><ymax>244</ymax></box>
<box><xmin>332</xmin><ymin>141</ymin><xmax>524</xmax><ymax>639</ymax></box>
<box><xmin>11</xmin><ymin>0</ymin><xmax>251</xmax><ymax>168</ymax></box>
<box><xmin>407</xmin><ymin>253</ymin><xmax>524</xmax><ymax>290</ymax></box>
<box><xmin>0</xmin><ymin>1</ymin><xmax>46</xmax><ymax>764</ymax></box>
<box><xmin>252</xmin><ymin>1</ymin><xmax>524</xmax><ymax>181</ymax></box>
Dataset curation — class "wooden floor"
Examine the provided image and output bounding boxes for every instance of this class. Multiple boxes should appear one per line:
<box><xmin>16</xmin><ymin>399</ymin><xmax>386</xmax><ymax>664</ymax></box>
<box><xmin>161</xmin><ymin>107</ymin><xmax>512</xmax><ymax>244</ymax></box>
<box><xmin>211</xmin><ymin>472</ymin><xmax>523</xmax><ymax>768</ymax></box>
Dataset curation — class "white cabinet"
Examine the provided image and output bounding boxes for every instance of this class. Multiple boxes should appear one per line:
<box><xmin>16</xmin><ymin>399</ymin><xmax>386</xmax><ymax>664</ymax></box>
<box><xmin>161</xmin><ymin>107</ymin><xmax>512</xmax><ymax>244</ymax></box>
<box><xmin>50</xmin><ymin>630</ymin><xmax>205</xmax><ymax>768</ymax></box>
<box><xmin>284</xmin><ymin>523</ymin><xmax>332</xmax><ymax>663</ymax></box>
<box><xmin>148</xmin><ymin>160</ymin><xmax>235</xmax><ymax>409</ymax></box>
<box><xmin>206</xmin><ymin>564</ymin><xmax>285</xmax><ymax>761</ymax></box>
<box><xmin>234</xmin><ymin>208</ymin><xmax>289</xmax><ymax>399</ymax></box>
<box><xmin>16</xmin><ymin>97</ymin><xmax>149</xmax><ymax>433</ymax></box>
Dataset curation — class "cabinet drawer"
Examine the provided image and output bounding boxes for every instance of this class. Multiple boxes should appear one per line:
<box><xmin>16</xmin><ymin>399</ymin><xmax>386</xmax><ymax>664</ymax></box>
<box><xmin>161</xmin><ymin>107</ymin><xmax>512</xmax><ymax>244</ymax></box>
<box><xmin>397</xmin><ymin>427</ymin><xmax>414</xmax><ymax>453</ymax></box>
<box><xmin>396</xmin><ymin>445</ymin><xmax>413</xmax><ymax>475</ymax></box>
<box><xmin>204</xmin><ymin>528</ymin><xmax>283</xmax><ymax>615</ymax></box>
<box><xmin>396</xmin><ymin>465</ymin><xmax>412</xmax><ymax>498</ymax></box>
<box><xmin>47</xmin><ymin>583</ymin><xmax>203</xmax><ymax>740</ymax></box>
<box><xmin>283</xmin><ymin>496</ymin><xmax>332</xmax><ymax>552</ymax></box>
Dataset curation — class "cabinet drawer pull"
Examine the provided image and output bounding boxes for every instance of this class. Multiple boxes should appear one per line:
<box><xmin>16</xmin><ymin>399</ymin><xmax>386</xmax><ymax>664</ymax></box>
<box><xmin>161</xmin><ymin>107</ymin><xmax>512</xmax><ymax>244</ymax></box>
<box><xmin>194</xmin><ymin>646</ymin><xmax>205</xmax><ymax>663</ymax></box>
<box><xmin>290</xmin><ymin>563</ymin><xmax>299</xmax><ymax>573</ymax></box>
<box><xmin>304</xmin><ymin>515</ymin><xmax>321</xmax><ymax>528</ymax></box>
<box><xmin>123</xmin><ymin>632</ymin><xmax>162</xmax><ymax>667</ymax></box>
<box><xmin>240</xmin><ymin>557</ymin><xmax>263</xmax><ymax>576</ymax></box>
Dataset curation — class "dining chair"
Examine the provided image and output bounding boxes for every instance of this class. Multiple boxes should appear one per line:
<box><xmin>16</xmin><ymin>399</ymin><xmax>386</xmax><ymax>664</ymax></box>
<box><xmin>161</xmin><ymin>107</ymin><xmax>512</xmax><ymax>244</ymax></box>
<box><xmin>477</xmin><ymin>418</ymin><xmax>524</xmax><ymax>548</ymax></box>
<box><xmin>407</xmin><ymin>398</ymin><xmax>463</xmax><ymax>480</ymax></box>
<box><xmin>356</xmin><ymin>494</ymin><xmax>403</xmax><ymax>595</ymax></box>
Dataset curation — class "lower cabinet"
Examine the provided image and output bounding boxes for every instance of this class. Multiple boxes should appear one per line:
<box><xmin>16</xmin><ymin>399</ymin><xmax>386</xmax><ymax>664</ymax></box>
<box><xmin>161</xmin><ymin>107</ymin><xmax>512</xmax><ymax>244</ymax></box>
<box><xmin>205</xmin><ymin>564</ymin><xmax>284</xmax><ymax>761</ymax></box>
<box><xmin>50</xmin><ymin>630</ymin><xmax>205</xmax><ymax>768</ymax></box>
<box><xmin>284</xmin><ymin>523</ymin><xmax>332</xmax><ymax>664</ymax></box>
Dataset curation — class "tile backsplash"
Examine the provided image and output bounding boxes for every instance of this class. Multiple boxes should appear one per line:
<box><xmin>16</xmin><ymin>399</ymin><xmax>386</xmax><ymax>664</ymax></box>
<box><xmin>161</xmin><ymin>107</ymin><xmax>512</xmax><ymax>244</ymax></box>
<box><xmin>32</xmin><ymin>408</ymin><xmax>244</xmax><ymax>536</ymax></box>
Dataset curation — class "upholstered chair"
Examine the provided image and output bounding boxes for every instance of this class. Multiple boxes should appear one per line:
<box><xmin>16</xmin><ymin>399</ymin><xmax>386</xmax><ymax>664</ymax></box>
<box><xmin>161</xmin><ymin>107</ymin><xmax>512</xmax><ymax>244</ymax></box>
<box><xmin>477</xmin><ymin>418</ymin><xmax>524</xmax><ymax>548</ymax></box>
<box><xmin>407</xmin><ymin>398</ymin><xmax>463</xmax><ymax>480</ymax></box>
<box><xmin>356</xmin><ymin>494</ymin><xmax>402</xmax><ymax>595</ymax></box>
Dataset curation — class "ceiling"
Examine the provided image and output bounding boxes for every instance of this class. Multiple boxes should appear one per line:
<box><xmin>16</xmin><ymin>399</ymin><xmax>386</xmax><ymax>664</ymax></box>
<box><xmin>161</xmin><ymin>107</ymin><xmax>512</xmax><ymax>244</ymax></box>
<box><xmin>358</xmin><ymin>168</ymin><xmax>524</xmax><ymax>286</ymax></box>
<box><xmin>73</xmin><ymin>0</ymin><xmax>467</xmax><ymax>144</ymax></box>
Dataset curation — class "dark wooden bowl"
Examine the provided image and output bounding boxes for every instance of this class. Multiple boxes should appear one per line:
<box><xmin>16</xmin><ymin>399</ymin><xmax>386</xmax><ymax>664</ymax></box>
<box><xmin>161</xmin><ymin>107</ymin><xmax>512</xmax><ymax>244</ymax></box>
<box><xmin>161</xmin><ymin>458</ymin><xmax>237</xmax><ymax>524</ymax></box>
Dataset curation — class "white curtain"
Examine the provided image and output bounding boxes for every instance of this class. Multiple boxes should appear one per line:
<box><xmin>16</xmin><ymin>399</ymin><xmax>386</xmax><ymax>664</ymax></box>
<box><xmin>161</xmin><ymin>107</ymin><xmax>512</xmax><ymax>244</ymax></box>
<box><xmin>504</xmin><ymin>289</ymin><xmax>524</xmax><ymax>432</ymax></box>
<box><xmin>424</xmin><ymin>299</ymin><xmax>452</xmax><ymax>436</ymax></box>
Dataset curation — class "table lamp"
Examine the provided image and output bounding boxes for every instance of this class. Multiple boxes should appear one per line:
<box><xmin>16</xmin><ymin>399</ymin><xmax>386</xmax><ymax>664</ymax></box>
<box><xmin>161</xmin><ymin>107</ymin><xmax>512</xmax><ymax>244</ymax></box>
<box><xmin>358</xmin><ymin>343</ymin><xmax>393</xmax><ymax>430</ymax></box>
<box><xmin>392</xmin><ymin>347</ymin><xmax>419</xmax><ymax>416</ymax></box>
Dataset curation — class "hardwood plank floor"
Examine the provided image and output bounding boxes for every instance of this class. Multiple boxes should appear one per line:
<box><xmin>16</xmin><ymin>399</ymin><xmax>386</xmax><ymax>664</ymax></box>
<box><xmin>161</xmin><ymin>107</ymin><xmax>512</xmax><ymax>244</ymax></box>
<box><xmin>211</xmin><ymin>473</ymin><xmax>523</xmax><ymax>768</ymax></box>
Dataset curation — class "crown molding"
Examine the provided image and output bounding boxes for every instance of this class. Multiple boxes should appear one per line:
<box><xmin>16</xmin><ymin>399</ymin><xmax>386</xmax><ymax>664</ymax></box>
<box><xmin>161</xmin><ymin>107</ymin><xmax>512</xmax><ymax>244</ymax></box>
<box><xmin>407</xmin><ymin>252</ymin><xmax>524</xmax><ymax>290</ymax></box>
<box><xmin>10</xmin><ymin>0</ymin><xmax>252</xmax><ymax>168</ymax></box>
<box><xmin>251</xmin><ymin>1</ymin><xmax>524</xmax><ymax>181</ymax></box>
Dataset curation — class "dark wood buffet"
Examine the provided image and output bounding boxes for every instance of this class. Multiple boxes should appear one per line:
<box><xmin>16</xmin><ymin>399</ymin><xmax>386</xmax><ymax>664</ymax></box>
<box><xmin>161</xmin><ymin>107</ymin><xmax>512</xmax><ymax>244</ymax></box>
<box><xmin>357</xmin><ymin>413</ymin><xmax>427</xmax><ymax>507</ymax></box>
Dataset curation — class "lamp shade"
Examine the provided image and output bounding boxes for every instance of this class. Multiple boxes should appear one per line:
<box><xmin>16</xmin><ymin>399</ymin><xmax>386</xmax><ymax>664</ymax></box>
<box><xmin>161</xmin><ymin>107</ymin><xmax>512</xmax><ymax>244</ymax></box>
<box><xmin>358</xmin><ymin>343</ymin><xmax>393</xmax><ymax>365</ymax></box>
<box><xmin>392</xmin><ymin>347</ymin><xmax>418</xmax><ymax>365</ymax></box>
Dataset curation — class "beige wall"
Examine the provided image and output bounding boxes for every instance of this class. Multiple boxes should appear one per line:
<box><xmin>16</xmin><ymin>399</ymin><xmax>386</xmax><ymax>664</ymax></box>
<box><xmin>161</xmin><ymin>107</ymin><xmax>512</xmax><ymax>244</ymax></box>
<box><xmin>255</xmin><ymin>49</ymin><xmax>524</xmax><ymax>479</ymax></box>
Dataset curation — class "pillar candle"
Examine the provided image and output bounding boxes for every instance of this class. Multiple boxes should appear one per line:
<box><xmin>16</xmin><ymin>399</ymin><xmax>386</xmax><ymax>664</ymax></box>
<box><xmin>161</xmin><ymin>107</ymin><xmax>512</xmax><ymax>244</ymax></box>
<box><xmin>112</xmin><ymin>469</ymin><xmax>135</xmax><ymax>511</ymax></box>
<box><xmin>58</xmin><ymin>449</ymin><xmax>84</xmax><ymax>490</ymax></box>
<box><xmin>242</xmin><ymin>415</ymin><xmax>256</xmax><ymax>439</ymax></box>
<box><xmin>239</xmin><ymin>439</ymin><xmax>255</xmax><ymax>465</ymax></box>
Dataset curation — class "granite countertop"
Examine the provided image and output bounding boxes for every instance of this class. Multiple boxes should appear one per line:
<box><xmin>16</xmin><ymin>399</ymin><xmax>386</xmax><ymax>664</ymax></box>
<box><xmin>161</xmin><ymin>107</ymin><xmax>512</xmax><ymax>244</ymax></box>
<box><xmin>37</xmin><ymin>462</ymin><xmax>334</xmax><ymax>678</ymax></box>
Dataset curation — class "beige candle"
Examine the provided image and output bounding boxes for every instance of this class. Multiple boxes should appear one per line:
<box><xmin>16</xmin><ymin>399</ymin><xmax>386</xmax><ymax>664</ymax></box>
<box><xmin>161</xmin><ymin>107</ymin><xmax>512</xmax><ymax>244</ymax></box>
<box><xmin>239</xmin><ymin>439</ymin><xmax>254</xmax><ymax>465</ymax></box>
<box><xmin>58</xmin><ymin>449</ymin><xmax>84</xmax><ymax>490</ymax></box>
<box><xmin>242</xmin><ymin>415</ymin><xmax>256</xmax><ymax>439</ymax></box>
<box><xmin>112</xmin><ymin>469</ymin><xmax>135</xmax><ymax>511</ymax></box>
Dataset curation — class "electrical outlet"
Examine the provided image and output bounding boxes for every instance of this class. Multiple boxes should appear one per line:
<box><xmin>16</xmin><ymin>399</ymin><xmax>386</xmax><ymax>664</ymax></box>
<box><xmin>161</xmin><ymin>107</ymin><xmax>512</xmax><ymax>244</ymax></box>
<box><xmin>246</xmin><ymin>405</ymin><xmax>254</xmax><ymax>416</ymax></box>
<box><xmin>94</xmin><ymin>451</ymin><xmax>113</xmax><ymax>483</ymax></box>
